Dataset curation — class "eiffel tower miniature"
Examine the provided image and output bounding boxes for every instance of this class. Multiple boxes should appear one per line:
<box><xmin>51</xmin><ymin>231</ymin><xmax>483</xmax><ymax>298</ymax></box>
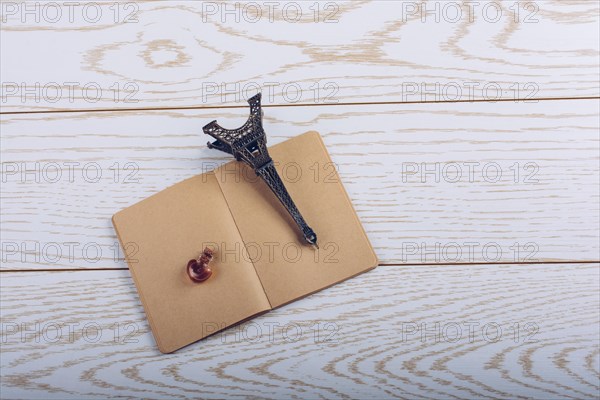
<box><xmin>203</xmin><ymin>93</ymin><xmax>318</xmax><ymax>247</ymax></box>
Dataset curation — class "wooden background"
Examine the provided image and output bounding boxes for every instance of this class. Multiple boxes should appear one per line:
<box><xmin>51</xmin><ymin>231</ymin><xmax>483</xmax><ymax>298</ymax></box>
<box><xmin>1</xmin><ymin>1</ymin><xmax>598</xmax><ymax>399</ymax></box>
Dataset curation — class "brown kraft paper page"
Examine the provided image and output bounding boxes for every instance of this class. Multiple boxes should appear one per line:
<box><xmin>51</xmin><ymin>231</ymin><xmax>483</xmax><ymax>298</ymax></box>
<box><xmin>112</xmin><ymin>172</ymin><xmax>271</xmax><ymax>353</ymax></box>
<box><xmin>215</xmin><ymin>131</ymin><xmax>378</xmax><ymax>308</ymax></box>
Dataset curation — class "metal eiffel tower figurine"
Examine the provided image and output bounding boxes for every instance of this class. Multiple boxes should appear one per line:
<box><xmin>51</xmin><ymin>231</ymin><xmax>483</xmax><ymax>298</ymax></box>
<box><xmin>203</xmin><ymin>93</ymin><xmax>318</xmax><ymax>248</ymax></box>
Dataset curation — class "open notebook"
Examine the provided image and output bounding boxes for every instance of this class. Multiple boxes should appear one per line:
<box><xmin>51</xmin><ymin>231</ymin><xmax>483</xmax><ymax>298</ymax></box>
<box><xmin>112</xmin><ymin>131</ymin><xmax>378</xmax><ymax>353</ymax></box>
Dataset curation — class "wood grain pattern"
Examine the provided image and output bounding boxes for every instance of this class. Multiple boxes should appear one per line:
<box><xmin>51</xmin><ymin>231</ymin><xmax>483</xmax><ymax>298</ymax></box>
<box><xmin>1</xmin><ymin>1</ymin><xmax>599</xmax><ymax>112</ymax></box>
<box><xmin>1</xmin><ymin>99</ymin><xmax>598</xmax><ymax>269</ymax></box>
<box><xmin>2</xmin><ymin>3</ymin><xmax>599</xmax><ymax>397</ymax></box>
<box><xmin>1</xmin><ymin>263</ymin><xmax>598</xmax><ymax>399</ymax></box>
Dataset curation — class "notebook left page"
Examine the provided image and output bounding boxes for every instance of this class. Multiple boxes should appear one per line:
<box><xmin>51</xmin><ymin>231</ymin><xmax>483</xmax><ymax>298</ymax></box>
<box><xmin>112</xmin><ymin>172</ymin><xmax>271</xmax><ymax>353</ymax></box>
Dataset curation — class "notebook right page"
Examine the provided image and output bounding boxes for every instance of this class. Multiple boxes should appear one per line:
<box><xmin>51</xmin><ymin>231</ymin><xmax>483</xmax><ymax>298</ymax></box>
<box><xmin>215</xmin><ymin>131</ymin><xmax>378</xmax><ymax>308</ymax></box>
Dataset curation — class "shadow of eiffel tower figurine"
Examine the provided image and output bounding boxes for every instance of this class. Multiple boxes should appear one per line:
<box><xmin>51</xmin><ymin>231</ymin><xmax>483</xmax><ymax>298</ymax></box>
<box><xmin>203</xmin><ymin>93</ymin><xmax>318</xmax><ymax>248</ymax></box>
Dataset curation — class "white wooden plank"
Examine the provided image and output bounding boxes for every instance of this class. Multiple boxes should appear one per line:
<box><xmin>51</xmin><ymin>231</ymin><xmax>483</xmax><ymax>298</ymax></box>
<box><xmin>1</xmin><ymin>99</ymin><xmax>598</xmax><ymax>269</ymax></box>
<box><xmin>1</xmin><ymin>0</ymin><xmax>598</xmax><ymax>112</ymax></box>
<box><xmin>1</xmin><ymin>263</ymin><xmax>598</xmax><ymax>399</ymax></box>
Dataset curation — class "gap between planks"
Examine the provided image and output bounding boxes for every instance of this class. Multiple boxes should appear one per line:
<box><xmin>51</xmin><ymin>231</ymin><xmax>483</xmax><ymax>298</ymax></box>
<box><xmin>1</xmin><ymin>96</ymin><xmax>599</xmax><ymax>116</ymax></box>
<box><xmin>1</xmin><ymin>260</ymin><xmax>599</xmax><ymax>274</ymax></box>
